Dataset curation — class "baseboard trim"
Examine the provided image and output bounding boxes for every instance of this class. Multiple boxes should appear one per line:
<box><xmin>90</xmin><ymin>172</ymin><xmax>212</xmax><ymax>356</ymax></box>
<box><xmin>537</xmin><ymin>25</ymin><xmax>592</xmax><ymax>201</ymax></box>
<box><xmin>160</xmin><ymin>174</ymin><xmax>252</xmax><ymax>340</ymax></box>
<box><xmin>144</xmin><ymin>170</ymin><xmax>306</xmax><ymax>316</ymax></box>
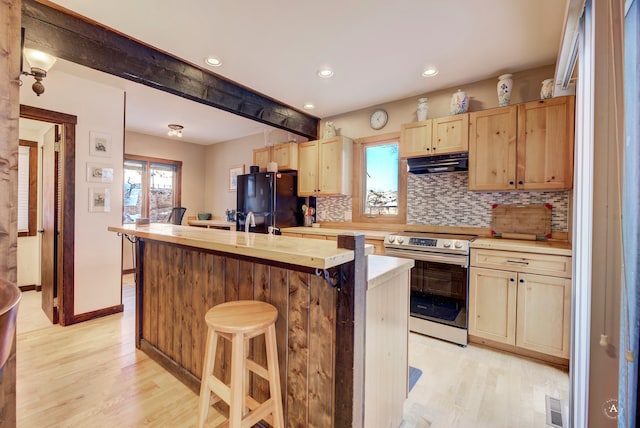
<box><xmin>18</xmin><ymin>284</ymin><xmax>37</xmax><ymax>292</ymax></box>
<box><xmin>69</xmin><ymin>304</ymin><xmax>124</xmax><ymax>324</ymax></box>
<box><xmin>469</xmin><ymin>335</ymin><xmax>569</xmax><ymax>370</ymax></box>
<box><xmin>140</xmin><ymin>339</ymin><xmax>201</xmax><ymax>394</ymax></box>
<box><xmin>122</xmin><ymin>268</ymin><xmax>136</xmax><ymax>275</ymax></box>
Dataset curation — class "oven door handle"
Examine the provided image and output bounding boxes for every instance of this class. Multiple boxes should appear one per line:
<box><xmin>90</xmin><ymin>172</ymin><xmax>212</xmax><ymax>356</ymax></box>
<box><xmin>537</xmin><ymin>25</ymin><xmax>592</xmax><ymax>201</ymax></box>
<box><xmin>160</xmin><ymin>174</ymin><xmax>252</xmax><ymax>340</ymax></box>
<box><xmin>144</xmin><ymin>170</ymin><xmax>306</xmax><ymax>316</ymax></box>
<box><xmin>383</xmin><ymin>248</ymin><xmax>469</xmax><ymax>266</ymax></box>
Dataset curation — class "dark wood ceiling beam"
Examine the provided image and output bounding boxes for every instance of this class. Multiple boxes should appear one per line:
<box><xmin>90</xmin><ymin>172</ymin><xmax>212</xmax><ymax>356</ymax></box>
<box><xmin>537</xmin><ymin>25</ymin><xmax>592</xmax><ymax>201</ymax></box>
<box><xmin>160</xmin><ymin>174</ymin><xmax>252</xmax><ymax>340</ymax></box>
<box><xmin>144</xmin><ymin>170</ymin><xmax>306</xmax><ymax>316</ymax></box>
<box><xmin>22</xmin><ymin>0</ymin><xmax>319</xmax><ymax>140</ymax></box>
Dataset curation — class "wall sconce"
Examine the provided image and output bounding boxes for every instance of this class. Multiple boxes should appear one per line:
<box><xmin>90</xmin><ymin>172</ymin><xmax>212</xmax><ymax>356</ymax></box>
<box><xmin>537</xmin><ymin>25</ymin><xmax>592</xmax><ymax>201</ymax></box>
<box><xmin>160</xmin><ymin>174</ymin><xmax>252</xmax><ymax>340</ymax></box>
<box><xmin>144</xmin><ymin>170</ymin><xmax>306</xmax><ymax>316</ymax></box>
<box><xmin>167</xmin><ymin>124</ymin><xmax>183</xmax><ymax>137</ymax></box>
<box><xmin>21</xmin><ymin>48</ymin><xmax>57</xmax><ymax>96</ymax></box>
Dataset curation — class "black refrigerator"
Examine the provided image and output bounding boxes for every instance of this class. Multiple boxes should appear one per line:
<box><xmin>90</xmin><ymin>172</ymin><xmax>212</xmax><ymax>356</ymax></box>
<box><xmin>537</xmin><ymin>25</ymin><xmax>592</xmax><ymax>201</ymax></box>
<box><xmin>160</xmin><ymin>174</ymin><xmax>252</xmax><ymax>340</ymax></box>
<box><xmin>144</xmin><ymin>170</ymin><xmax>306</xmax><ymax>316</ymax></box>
<box><xmin>236</xmin><ymin>171</ymin><xmax>302</xmax><ymax>234</ymax></box>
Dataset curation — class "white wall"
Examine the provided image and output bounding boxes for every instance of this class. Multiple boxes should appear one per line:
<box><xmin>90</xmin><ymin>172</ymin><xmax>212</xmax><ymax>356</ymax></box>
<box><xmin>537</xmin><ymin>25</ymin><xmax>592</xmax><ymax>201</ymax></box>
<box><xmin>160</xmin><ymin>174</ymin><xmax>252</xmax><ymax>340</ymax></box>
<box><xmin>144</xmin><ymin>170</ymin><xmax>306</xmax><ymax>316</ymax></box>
<box><xmin>321</xmin><ymin>64</ymin><xmax>557</xmax><ymax>140</ymax></box>
<box><xmin>20</xmin><ymin>67</ymin><xmax>125</xmax><ymax>315</ymax></box>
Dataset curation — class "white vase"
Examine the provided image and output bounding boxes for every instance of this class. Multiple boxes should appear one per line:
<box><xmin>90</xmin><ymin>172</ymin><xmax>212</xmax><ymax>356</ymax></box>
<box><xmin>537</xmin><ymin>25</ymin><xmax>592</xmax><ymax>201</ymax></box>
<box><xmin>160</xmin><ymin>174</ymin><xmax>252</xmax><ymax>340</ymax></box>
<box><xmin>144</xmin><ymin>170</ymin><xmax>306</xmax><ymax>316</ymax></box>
<box><xmin>497</xmin><ymin>74</ymin><xmax>513</xmax><ymax>107</ymax></box>
<box><xmin>540</xmin><ymin>78</ymin><xmax>554</xmax><ymax>99</ymax></box>
<box><xmin>416</xmin><ymin>98</ymin><xmax>428</xmax><ymax>121</ymax></box>
<box><xmin>450</xmin><ymin>89</ymin><xmax>469</xmax><ymax>115</ymax></box>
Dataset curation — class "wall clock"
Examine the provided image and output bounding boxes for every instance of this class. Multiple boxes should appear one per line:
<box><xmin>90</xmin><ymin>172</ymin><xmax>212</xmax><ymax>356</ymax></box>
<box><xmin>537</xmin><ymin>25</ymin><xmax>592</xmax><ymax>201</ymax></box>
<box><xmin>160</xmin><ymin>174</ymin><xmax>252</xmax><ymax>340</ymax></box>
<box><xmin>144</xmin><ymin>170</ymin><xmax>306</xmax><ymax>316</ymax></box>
<box><xmin>370</xmin><ymin>109</ymin><xmax>388</xmax><ymax>130</ymax></box>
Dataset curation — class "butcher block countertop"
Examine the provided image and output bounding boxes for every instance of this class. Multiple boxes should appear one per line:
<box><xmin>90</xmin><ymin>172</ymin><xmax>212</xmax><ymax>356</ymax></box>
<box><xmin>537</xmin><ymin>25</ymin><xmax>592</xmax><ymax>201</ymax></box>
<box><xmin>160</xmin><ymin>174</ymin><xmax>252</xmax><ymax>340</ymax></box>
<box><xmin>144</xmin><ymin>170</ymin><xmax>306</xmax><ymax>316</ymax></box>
<box><xmin>109</xmin><ymin>223</ymin><xmax>374</xmax><ymax>269</ymax></box>
<box><xmin>280</xmin><ymin>226</ymin><xmax>388</xmax><ymax>241</ymax></box>
<box><xmin>471</xmin><ymin>237</ymin><xmax>572</xmax><ymax>256</ymax></box>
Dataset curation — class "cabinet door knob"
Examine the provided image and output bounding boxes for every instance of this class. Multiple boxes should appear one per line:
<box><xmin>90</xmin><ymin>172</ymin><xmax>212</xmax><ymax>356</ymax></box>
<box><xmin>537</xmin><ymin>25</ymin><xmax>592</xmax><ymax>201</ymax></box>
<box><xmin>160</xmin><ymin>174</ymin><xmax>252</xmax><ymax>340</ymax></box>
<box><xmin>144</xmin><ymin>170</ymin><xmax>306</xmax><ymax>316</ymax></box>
<box><xmin>518</xmin><ymin>180</ymin><xmax>524</xmax><ymax>185</ymax></box>
<box><xmin>519</xmin><ymin>278</ymin><xmax>525</xmax><ymax>283</ymax></box>
<box><xmin>510</xmin><ymin>278</ymin><xmax>515</xmax><ymax>282</ymax></box>
<box><xmin>509</xmin><ymin>181</ymin><xmax>515</xmax><ymax>185</ymax></box>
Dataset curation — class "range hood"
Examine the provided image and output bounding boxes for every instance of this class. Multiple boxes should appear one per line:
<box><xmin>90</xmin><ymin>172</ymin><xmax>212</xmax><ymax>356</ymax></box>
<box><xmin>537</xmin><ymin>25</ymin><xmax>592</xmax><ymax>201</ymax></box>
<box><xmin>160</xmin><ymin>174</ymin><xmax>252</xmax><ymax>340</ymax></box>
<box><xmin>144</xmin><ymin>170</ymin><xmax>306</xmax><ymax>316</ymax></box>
<box><xmin>407</xmin><ymin>152</ymin><xmax>468</xmax><ymax>174</ymax></box>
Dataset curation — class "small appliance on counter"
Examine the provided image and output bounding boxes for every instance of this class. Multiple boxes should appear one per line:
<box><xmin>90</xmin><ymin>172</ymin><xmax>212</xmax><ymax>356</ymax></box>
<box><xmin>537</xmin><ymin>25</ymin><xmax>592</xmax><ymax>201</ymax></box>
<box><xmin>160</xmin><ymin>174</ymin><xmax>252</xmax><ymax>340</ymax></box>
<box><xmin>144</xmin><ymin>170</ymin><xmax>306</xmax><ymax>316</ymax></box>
<box><xmin>302</xmin><ymin>204</ymin><xmax>315</xmax><ymax>226</ymax></box>
<box><xmin>236</xmin><ymin>171</ymin><xmax>305</xmax><ymax>234</ymax></box>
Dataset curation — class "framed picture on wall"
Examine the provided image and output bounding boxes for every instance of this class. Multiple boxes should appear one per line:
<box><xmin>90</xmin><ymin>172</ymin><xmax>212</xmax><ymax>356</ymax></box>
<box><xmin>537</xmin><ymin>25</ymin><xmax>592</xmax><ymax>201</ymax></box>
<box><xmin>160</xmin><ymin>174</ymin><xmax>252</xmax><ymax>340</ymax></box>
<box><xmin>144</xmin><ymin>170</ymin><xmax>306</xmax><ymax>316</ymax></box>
<box><xmin>89</xmin><ymin>131</ymin><xmax>112</xmax><ymax>157</ymax></box>
<box><xmin>229</xmin><ymin>164</ymin><xmax>244</xmax><ymax>191</ymax></box>
<box><xmin>89</xmin><ymin>187</ymin><xmax>111</xmax><ymax>212</ymax></box>
<box><xmin>86</xmin><ymin>162</ymin><xmax>114</xmax><ymax>183</ymax></box>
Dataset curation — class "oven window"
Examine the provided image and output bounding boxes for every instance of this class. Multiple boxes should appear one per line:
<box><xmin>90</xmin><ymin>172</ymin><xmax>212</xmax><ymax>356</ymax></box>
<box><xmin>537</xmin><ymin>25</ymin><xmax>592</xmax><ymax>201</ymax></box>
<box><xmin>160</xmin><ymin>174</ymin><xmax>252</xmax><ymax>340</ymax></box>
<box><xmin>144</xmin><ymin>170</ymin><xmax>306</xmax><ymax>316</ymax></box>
<box><xmin>410</xmin><ymin>260</ymin><xmax>468</xmax><ymax>328</ymax></box>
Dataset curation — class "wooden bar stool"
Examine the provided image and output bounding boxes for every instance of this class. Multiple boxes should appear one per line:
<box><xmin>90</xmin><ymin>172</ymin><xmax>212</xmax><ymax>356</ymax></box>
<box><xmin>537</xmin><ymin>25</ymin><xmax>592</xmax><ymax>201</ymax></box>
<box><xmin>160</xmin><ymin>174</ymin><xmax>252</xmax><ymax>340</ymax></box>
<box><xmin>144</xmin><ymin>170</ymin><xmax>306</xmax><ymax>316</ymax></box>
<box><xmin>197</xmin><ymin>300</ymin><xmax>284</xmax><ymax>428</ymax></box>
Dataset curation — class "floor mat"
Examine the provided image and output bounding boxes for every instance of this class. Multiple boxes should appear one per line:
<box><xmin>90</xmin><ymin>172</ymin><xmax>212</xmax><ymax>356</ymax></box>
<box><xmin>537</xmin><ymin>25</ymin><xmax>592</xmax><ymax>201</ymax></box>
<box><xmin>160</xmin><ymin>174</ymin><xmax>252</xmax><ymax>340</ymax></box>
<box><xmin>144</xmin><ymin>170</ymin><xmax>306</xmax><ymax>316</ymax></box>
<box><xmin>409</xmin><ymin>366</ymin><xmax>422</xmax><ymax>391</ymax></box>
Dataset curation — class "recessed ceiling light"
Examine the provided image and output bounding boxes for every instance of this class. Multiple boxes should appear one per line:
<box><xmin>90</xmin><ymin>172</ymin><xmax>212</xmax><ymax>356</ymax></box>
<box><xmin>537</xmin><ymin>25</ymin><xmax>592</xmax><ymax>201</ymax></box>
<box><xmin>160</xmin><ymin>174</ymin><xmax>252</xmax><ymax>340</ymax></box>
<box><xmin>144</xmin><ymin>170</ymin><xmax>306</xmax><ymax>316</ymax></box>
<box><xmin>303</xmin><ymin>103</ymin><xmax>315</xmax><ymax>110</ymax></box>
<box><xmin>317</xmin><ymin>68</ymin><xmax>334</xmax><ymax>78</ymax></box>
<box><xmin>204</xmin><ymin>56</ymin><xmax>222</xmax><ymax>67</ymax></box>
<box><xmin>422</xmin><ymin>67</ymin><xmax>439</xmax><ymax>77</ymax></box>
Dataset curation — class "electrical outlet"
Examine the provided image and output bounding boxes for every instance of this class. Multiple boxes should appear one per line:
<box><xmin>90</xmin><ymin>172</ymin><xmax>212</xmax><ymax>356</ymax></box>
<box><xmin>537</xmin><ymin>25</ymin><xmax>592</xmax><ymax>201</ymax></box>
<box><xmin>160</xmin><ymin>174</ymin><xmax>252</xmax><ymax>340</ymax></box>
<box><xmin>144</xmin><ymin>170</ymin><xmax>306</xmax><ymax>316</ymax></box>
<box><xmin>344</xmin><ymin>211</ymin><xmax>352</xmax><ymax>221</ymax></box>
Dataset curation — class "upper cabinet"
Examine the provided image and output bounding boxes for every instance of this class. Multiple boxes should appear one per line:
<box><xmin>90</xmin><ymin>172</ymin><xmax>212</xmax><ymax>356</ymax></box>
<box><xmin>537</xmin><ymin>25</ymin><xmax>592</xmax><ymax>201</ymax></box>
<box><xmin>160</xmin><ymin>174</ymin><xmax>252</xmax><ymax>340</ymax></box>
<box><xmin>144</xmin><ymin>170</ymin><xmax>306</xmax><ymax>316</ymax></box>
<box><xmin>469</xmin><ymin>96</ymin><xmax>575</xmax><ymax>191</ymax></box>
<box><xmin>298</xmin><ymin>136</ymin><xmax>353</xmax><ymax>196</ymax></box>
<box><xmin>400</xmin><ymin>113</ymin><xmax>469</xmax><ymax>158</ymax></box>
<box><xmin>252</xmin><ymin>142</ymin><xmax>299</xmax><ymax>172</ymax></box>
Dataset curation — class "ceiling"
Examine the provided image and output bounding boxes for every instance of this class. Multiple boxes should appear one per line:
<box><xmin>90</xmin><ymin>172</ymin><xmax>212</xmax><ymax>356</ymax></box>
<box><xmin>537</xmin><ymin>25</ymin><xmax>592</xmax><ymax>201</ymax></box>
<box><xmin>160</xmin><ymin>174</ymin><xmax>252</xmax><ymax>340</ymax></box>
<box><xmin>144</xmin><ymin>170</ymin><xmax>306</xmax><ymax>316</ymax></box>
<box><xmin>40</xmin><ymin>0</ymin><xmax>567</xmax><ymax>145</ymax></box>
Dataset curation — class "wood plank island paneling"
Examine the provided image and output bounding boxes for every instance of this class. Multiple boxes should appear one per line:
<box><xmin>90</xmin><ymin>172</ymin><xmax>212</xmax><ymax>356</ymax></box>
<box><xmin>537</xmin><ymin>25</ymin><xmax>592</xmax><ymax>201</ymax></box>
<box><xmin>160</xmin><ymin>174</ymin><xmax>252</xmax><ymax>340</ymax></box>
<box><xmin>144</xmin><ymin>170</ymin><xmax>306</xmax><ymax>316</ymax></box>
<box><xmin>137</xmin><ymin>239</ymin><xmax>344</xmax><ymax>426</ymax></box>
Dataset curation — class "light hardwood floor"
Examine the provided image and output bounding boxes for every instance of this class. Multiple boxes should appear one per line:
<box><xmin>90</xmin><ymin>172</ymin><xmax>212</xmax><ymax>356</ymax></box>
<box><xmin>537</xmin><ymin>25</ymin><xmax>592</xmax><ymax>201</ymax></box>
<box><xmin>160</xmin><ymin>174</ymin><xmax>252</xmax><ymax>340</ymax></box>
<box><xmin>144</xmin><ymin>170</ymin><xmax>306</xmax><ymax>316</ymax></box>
<box><xmin>16</xmin><ymin>276</ymin><xmax>569</xmax><ymax>427</ymax></box>
<box><xmin>405</xmin><ymin>332</ymin><xmax>569</xmax><ymax>428</ymax></box>
<box><xmin>16</xmin><ymin>276</ymin><xmax>224</xmax><ymax>428</ymax></box>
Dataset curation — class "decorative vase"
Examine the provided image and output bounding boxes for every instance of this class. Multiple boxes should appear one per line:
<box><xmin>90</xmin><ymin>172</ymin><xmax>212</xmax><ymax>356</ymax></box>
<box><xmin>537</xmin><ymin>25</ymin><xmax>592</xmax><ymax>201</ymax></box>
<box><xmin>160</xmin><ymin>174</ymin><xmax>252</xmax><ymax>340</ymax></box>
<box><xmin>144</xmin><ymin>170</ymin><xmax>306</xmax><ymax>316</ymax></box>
<box><xmin>497</xmin><ymin>74</ymin><xmax>513</xmax><ymax>107</ymax></box>
<box><xmin>450</xmin><ymin>89</ymin><xmax>469</xmax><ymax>115</ymax></box>
<box><xmin>540</xmin><ymin>78</ymin><xmax>554</xmax><ymax>99</ymax></box>
<box><xmin>323</xmin><ymin>121</ymin><xmax>336</xmax><ymax>138</ymax></box>
<box><xmin>416</xmin><ymin>98</ymin><xmax>428</xmax><ymax>121</ymax></box>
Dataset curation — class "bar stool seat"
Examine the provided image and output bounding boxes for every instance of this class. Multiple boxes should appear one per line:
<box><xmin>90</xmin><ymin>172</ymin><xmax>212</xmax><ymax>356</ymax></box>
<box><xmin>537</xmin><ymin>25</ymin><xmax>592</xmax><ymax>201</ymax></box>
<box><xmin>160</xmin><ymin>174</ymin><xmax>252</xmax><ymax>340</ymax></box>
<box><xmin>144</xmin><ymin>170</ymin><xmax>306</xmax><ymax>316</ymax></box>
<box><xmin>197</xmin><ymin>300</ymin><xmax>284</xmax><ymax>428</ymax></box>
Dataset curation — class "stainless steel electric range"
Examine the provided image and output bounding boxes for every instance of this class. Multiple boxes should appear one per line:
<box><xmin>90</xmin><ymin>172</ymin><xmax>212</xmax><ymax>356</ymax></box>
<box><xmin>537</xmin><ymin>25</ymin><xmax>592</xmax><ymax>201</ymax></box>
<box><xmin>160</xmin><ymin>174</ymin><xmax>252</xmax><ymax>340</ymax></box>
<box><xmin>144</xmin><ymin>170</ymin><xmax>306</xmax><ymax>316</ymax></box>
<box><xmin>384</xmin><ymin>231</ymin><xmax>476</xmax><ymax>346</ymax></box>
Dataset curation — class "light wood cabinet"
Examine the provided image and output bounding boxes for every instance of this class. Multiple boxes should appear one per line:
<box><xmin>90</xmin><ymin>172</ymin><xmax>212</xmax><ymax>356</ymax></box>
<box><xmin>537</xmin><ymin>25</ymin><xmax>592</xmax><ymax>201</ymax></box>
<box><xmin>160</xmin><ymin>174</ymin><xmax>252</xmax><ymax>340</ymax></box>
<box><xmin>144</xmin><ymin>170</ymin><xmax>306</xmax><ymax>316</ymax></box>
<box><xmin>252</xmin><ymin>147</ymin><xmax>271</xmax><ymax>172</ymax></box>
<box><xmin>297</xmin><ymin>136</ymin><xmax>353</xmax><ymax>196</ymax></box>
<box><xmin>469</xmin><ymin>248</ymin><xmax>572</xmax><ymax>360</ymax></box>
<box><xmin>252</xmin><ymin>142</ymin><xmax>298</xmax><ymax>172</ymax></box>
<box><xmin>400</xmin><ymin>120</ymin><xmax>432</xmax><ymax>158</ymax></box>
<box><xmin>400</xmin><ymin>113</ymin><xmax>468</xmax><ymax>158</ymax></box>
<box><xmin>469</xmin><ymin>96</ymin><xmax>574</xmax><ymax>191</ymax></box>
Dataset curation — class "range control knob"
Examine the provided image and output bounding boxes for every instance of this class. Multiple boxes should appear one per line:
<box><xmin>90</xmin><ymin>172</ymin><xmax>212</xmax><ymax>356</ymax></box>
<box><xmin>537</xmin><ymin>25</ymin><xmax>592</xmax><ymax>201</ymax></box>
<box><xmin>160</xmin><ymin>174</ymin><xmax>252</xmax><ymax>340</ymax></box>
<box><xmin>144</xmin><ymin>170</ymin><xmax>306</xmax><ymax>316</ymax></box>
<box><xmin>397</xmin><ymin>237</ymin><xmax>405</xmax><ymax>244</ymax></box>
<box><xmin>387</xmin><ymin>235</ymin><xmax>396</xmax><ymax>243</ymax></box>
<box><xmin>443</xmin><ymin>240</ymin><xmax>452</xmax><ymax>248</ymax></box>
<box><xmin>454</xmin><ymin>241</ymin><xmax>463</xmax><ymax>249</ymax></box>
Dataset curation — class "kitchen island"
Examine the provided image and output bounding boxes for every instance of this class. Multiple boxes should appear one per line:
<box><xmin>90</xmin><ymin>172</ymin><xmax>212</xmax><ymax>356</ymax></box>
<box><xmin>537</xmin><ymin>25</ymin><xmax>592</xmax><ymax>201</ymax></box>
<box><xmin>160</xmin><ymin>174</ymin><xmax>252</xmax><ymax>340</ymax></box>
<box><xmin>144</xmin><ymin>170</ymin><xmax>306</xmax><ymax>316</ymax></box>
<box><xmin>109</xmin><ymin>223</ymin><xmax>413</xmax><ymax>427</ymax></box>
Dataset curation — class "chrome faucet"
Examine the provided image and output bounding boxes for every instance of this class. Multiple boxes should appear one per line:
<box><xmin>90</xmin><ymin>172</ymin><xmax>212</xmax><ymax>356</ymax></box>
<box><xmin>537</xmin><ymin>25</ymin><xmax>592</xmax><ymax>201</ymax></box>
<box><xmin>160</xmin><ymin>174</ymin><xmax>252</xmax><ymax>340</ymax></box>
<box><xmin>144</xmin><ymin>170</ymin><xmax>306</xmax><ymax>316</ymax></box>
<box><xmin>245</xmin><ymin>211</ymin><xmax>255</xmax><ymax>233</ymax></box>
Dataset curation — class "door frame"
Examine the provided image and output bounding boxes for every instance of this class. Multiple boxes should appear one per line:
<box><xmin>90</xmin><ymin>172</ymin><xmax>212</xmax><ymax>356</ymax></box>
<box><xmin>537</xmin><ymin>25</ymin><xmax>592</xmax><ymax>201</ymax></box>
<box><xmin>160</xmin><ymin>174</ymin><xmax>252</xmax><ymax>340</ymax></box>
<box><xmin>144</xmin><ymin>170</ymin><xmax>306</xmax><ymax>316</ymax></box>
<box><xmin>20</xmin><ymin>104</ymin><xmax>77</xmax><ymax>326</ymax></box>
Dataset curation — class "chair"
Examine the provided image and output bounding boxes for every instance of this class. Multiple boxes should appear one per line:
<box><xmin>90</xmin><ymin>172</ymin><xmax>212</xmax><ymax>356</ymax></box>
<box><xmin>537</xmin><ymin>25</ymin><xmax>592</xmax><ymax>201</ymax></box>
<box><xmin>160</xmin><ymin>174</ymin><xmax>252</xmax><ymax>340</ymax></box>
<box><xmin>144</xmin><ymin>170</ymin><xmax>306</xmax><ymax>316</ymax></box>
<box><xmin>197</xmin><ymin>300</ymin><xmax>284</xmax><ymax>428</ymax></box>
<box><xmin>167</xmin><ymin>207</ymin><xmax>187</xmax><ymax>225</ymax></box>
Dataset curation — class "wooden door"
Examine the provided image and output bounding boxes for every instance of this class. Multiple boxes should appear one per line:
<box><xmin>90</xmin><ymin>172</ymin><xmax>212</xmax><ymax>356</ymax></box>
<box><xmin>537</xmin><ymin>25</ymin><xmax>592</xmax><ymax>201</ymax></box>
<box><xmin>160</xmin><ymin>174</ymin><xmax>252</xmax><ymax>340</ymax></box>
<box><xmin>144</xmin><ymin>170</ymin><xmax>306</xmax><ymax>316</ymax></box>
<box><xmin>516</xmin><ymin>273</ymin><xmax>571</xmax><ymax>358</ymax></box>
<box><xmin>318</xmin><ymin>137</ymin><xmax>342</xmax><ymax>195</ymax></box>
<box><xmin>41</xmin><ymin>125</ymin><xmax>59</xmax><ymax>323</ymax></box>
<box><xmin>468</xmin><ymin>106</ymin><xmax>517</xmax><ymax>191</ymax></box>
<box><xmin>432</xmin><ymin>113</ymin><xmax>469</xmax><ymax>155</ymax></box>
<box><xmin>399</xmin><ymin>120</ymin><xmax>432</xmax><ymax>158</ymax></box>
<box><xmin>297</xmin><ymin>140</ymin><xmax>318</xmax><ymax>196</ymax></box>
<box><xmin>468</xmin><ymin>267</ymin><xmax>516</xmax><ymax>345</ymax></box>
<box><xmin>517</xmin><ymin>96</ymin><xmax>575</xmax><ymax>190</ymax></box>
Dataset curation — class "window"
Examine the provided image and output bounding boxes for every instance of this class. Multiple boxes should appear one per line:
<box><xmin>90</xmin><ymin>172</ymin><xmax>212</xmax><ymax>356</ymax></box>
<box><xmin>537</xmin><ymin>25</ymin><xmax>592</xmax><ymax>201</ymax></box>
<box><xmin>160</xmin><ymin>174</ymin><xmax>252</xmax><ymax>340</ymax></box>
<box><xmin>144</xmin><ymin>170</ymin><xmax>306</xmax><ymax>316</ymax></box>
<box><xmin>352</xmin><ymin>133</ymin><xmax>406</xmax><ymax>223</ymax></box>
<box><xmin>123</xmin><ymin>155</ymin><xmax>182</xmax><ymax>223</ymax></box>
<box><xmin>18</xmin><ymin>140</ymin><xmax>38</xmax><ymax>236</ymax></box>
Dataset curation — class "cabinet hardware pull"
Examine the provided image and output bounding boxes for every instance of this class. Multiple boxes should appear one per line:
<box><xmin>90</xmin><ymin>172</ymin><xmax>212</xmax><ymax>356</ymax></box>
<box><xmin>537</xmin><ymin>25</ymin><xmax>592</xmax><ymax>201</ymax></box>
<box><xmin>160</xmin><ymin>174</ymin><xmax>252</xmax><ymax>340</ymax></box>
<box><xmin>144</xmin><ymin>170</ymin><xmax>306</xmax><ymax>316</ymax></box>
<box><xmin>519</xmin><ymin>278</ymin><xmax>525</xmax><ymax>283</ymax></box>
<box><xmin>510</xmin><ymin>278</ymin><xmax>515</xmax><ymax>282</ymax></box>
<box><xmin>506</xmin><ymin>259</ymin><xmax>529</xmax><ymax>265</ymax></box>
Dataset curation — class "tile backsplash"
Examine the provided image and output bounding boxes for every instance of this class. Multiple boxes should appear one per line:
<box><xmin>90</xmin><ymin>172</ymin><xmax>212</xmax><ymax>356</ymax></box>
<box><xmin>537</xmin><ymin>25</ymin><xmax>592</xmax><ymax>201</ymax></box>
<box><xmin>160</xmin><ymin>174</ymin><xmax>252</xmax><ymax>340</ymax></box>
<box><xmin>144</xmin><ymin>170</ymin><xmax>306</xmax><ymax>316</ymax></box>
<box><xmin>316</xmin><ymin>172</ymin><xmax>570</xmax><ymax>232</ymax></box>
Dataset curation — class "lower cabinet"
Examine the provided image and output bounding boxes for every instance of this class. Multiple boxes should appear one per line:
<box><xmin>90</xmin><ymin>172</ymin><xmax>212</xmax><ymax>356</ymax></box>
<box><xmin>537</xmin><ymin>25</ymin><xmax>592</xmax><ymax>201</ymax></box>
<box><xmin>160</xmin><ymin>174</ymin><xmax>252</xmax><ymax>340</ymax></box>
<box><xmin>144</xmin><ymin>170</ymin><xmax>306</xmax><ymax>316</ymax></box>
<box><xmin>469</xmin><ymin>248</ymin><xmax>572</xmax><ymax>361</ymax></box>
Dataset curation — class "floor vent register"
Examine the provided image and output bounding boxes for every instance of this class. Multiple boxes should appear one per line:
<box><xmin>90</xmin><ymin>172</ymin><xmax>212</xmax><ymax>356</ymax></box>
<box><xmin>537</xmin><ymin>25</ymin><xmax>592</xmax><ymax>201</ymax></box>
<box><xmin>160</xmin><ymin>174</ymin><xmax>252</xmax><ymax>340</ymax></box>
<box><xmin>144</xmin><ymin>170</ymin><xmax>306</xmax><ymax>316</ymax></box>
<box><xmin>545</xmin><ymin>395</ymin><xmax>567</xmax><ymax>428</ymax></box>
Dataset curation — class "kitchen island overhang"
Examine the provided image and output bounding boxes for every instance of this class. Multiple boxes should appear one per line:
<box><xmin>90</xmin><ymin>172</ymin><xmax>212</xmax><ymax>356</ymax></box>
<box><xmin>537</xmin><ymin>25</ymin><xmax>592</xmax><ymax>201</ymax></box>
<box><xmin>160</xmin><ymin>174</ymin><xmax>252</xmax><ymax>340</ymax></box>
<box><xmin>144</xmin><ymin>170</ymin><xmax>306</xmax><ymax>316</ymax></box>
<box><xmin>109</xmin><ymin>224</ymin><xmax>413</xmax><ymax>427</ymax></box>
